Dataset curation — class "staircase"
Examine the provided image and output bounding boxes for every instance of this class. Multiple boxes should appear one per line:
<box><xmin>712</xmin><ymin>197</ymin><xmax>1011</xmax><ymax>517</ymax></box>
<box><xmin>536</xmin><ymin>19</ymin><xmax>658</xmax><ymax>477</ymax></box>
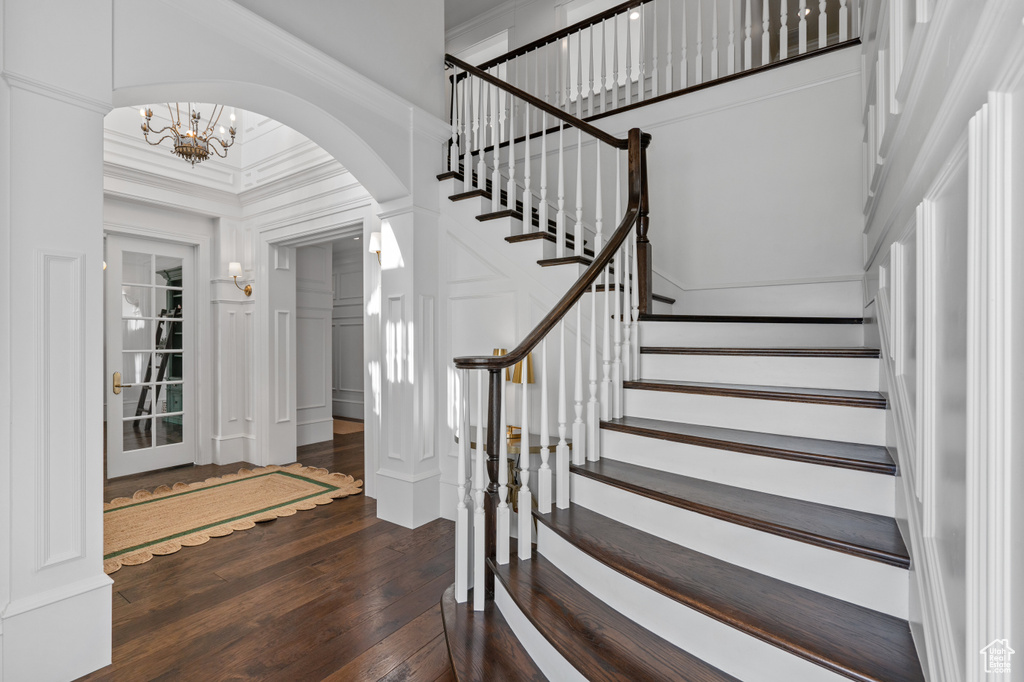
<box><xmin>442</xmin><ymin>312</ymin><xmax>924</xmax><ymax>681</ymax></box>
<box><xmin>439</xmin><ymin>28</ymin><xmax>923</xmax><ymax>681</ymax></box>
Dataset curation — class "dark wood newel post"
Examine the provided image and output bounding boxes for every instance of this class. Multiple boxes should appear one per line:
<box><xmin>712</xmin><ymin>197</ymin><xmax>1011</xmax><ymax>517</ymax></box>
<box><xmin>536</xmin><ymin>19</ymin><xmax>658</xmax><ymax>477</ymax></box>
<box><xmin>635</xmin><ymin>132</ymin><xmax>654</xmax><ymax>315</ymax></box>
<box><xmin>484</xmin><ymin>368</ymin><xmax>502</xmax><ymax>597</ymax></box>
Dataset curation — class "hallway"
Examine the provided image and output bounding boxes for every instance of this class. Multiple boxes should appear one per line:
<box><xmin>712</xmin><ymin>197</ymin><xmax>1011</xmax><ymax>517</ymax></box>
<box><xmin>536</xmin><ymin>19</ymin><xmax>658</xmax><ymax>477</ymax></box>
<box><xmin>82</xmin><ymin>433</ymin><xmax>456</xmax><ymax>681</ymax></box>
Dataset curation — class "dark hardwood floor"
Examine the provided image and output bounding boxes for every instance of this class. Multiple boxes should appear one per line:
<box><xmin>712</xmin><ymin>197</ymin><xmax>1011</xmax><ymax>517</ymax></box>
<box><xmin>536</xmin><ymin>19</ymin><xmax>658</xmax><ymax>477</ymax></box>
<box><xmin>81</xmin><ymin>432</ymin><xmax>456</xmax><ymax>682</ymax></box>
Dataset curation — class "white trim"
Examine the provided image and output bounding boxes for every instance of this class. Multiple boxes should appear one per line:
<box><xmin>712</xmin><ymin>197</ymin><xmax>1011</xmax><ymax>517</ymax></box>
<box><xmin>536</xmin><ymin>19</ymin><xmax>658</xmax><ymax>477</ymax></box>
<box><xmin>0</xmin><ymin>573</ymin><xmax>111</xmax><ymax>619</ymax></box>
<box><xmin>0</xmin><ymin>71</ymin><xmax>111</xmax><ymax>114</ymax></box>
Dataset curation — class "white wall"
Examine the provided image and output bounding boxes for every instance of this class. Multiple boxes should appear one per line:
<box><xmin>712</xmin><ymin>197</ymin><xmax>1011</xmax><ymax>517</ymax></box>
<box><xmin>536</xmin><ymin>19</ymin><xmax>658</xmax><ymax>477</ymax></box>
<box><xmin>295</xmin><ymin>245</ymin><xmax>334</xmax><ymax>446</ymax></box>
<box><xmin>860</xmin><ymin>1</ymin><xmax>1024</xmax><ymax>680</ymax></box>
<box><xmin>234</xmin><ymin>0</ymin><xmax>445</xmax><ymax>117</ymax></box>
<box><xmin>332</xmin><ymin>245</ymin><xmax>364</xmax><ymax>420</ymax></box>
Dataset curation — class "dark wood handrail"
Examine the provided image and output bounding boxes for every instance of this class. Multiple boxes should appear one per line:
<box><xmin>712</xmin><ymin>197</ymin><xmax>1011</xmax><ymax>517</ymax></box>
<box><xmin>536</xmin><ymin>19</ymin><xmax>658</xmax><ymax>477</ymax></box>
<box><xmin>454</xmin><ymin>128</ymin><xmax>650</xmax><ymax>371</ymax></box>
<box><xmin>445</xmin><ymin>54</ymin><xmax>627</xmax><ymax>150</ymax></box>
<box><xmin>475</xmin><ymin>0</ymin><xmax>651</xmax><ymax>72</ymax></box>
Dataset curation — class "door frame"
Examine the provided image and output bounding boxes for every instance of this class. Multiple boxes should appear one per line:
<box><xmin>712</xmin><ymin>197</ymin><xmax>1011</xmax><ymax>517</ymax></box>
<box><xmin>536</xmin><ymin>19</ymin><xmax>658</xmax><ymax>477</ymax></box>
<box><xmin>104</xmin><ymin>220</ymin><xmax>213</xmax><ymax>467</ymax></box>
<box><xmin>254</xmin><ymin>206</ymin><xmax>379</xmax><ymax>498</ymax></box>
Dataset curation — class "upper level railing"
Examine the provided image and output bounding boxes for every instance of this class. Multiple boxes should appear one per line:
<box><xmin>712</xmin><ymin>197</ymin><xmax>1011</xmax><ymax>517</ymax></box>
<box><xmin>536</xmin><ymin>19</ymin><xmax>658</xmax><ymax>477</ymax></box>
<box><xmin>461</xmin><ymin>0</ymin><xmax>860</xmax><ymax>121</ymax></box>
<box><xmin>443</xmin><ymin>53</ymin><xmax>652</xmax><ymax>609</ymax></box>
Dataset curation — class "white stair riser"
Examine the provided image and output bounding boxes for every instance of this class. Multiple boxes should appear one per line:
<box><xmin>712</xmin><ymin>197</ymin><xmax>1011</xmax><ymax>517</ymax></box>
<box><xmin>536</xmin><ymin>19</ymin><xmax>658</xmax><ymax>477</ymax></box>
<box><xmin>624</xmin><ymin>389</ymin><xmax>887</xmax><ymax>445</ymax></box>
<box><xmin>641</xmin><ymin>354</ymin><xmax>879</xmax><ymax>391</ymax></box>
<box><xmin>493</xmin><ymin>581</ymin><xmax>588</xmax><ymax>682</ymax></box>
<box><xmin>640</xmin><ymin>321</ymin><xmax>865</xmax><ymax>348</ymax></box>
<box><xmin>507</xmin><ymin>236</ymin><xmax>556</xmax><ymax>260</ymax></box>
<box><xmin>600</xmin><ymin>429</ymin><xmax>895</xmax><ymax>516</ymax></box>
<box><xmin>536</xmin><ymin>525</ymin><xmax>850</xmax><ymax>682</ymax></box>
<box><xmin>570</xmin><ymin>475</ymin><xmax>909</xmax><ymax>619</ymax></box>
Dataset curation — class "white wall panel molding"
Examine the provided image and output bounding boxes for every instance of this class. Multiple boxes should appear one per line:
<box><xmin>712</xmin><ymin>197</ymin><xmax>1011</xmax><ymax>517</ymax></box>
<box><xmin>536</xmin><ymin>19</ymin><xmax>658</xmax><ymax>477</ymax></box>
<box><xmin>1</xmin><ymin>71</ymin><xmax>110</xmax><ymax>114</ymax></box>
<box><xmin>35</xmin><ymin>251</ymin><xmax>86</xmax><ymax>570</ymax></box>
<box><xmin>273</xmin><ymin>309</ymin><xmax>291</xmax><ymax>423</ymax></box>
<box><xmin>863</xmin><ymin>0</ymin><xmax>1024</xmax><ymax>269</ymax></box>
<box><xmin>965</xmin><ymin>95</ymin><xmax>1014</xmax><ymax>682</ymax></box>
<box><xmin>419</xmin><ymin>295</ymin><xmax>436</xmax><ymax>464</ymax></box>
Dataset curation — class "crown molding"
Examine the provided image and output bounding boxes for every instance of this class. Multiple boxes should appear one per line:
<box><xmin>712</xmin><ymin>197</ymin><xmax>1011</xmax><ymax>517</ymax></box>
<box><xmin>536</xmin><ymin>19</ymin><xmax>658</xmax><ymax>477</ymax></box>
<box><xmin>103</xmin><ymin>162</ymin><xmax>241</xmax><ymax>208</ymax></box>
<box><xmin>1</xmin><ymin>70</ymin><xmax>111</xmax><ymax>115</ymax></box>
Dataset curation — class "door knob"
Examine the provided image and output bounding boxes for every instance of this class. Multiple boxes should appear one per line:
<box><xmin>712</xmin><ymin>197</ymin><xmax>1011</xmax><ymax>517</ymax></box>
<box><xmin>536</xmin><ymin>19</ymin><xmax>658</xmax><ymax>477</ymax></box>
<box><xmin>112</xmin><ymin>371</ymin><xmax>133</xmax><ymax>395</ymax></box>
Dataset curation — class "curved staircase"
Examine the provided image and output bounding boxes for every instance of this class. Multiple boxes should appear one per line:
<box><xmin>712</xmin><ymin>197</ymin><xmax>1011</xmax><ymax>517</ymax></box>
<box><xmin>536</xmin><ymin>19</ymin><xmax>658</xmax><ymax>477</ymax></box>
<box><xmin>442</xmin><ymin>313</ymin><xmax>924</xmax><ymax>681</ymax></box>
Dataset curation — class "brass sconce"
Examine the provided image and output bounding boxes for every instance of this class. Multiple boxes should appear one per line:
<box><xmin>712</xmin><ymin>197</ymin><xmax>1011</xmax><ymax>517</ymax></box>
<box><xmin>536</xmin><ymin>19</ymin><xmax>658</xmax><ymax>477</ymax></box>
<box><xmin>228</xmin><ymin>262</ymin><xmax>252</xmax><ymax>297</ymax></box>
<box><xmin>368</xmin><ymin>232</ymin><xmax>382</xmax><ymax>264</ymax></box>
<box><xmin>492</xmin><ymin>348</ymin><xmax>534</xmax><ymax>440</ymax></box>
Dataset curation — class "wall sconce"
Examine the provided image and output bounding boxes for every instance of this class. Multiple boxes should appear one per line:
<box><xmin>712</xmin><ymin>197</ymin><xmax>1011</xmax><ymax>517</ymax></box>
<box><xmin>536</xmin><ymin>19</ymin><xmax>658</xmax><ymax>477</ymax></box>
<box><xmin>493</xmin><ymin>348</ymin><xmax>534</xmax><ymax>440</ymax></box>
<box><xmin>368</xmin><ymin>232</ymin><xmax>382</xmax><ymax>264</ymax></box>
<box><xmin>228</xmin><ymin>262</ymin><xmax>252</xmax><ymax>297</ymax></box>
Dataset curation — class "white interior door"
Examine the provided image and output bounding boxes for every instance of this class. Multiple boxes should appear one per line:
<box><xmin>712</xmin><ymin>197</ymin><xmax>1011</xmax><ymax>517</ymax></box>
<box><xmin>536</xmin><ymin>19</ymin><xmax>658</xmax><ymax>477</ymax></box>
<box><xmin>105</xmin><ymin>235</ymin><xmax>196</xmax><ymax>478</ymax></box>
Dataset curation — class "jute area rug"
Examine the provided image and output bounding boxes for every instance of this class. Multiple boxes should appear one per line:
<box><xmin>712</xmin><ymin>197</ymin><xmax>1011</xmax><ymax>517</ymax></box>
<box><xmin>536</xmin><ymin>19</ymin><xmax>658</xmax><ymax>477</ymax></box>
<box><xmin>103</xmin><ymin>463</ymin><xmax>362</xmax><ymax>574</ymax></box>
<box><xmin>333</xmin><ymin>418</ymin><xmax>364</xmax><ymax>435</ymax></box>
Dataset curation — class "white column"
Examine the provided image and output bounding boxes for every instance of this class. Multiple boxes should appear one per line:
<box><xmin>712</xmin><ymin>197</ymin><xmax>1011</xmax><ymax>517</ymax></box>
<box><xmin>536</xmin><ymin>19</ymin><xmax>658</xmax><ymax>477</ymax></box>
<box><xmin>0</xmin><ymin>4</ymin><xmax>114</xmax><ymax>680</ymax></box>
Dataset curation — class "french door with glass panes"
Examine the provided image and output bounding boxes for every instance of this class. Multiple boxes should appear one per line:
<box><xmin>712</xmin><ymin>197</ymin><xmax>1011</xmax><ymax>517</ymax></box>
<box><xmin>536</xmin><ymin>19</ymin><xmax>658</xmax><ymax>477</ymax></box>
<box><xmin>105</xmin><ymin>235</ymin><xmax>196</xmax><ymax>477</ymax></box>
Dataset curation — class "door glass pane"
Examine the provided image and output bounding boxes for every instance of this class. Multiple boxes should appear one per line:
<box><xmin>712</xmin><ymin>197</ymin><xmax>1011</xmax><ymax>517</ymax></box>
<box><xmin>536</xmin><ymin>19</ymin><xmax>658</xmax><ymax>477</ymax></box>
<box><xmin>155</xmin><ymin>417</ymin><xmax>183</xmax><ymax>446</ymax></box>
<box><xmin>120</xmin><ymin>286</ymin><xmax>153</xmax><ymax>319</ymax></box>
<box><xmin>123</xmin><ymin>418</ymin><xmax>153</xmax><ymax>451</ymax></box>
<box><xmin>123</xmin><ymin>252</ymin><xmax>152</xmax><ymax>285</ymax></box>
<box><xmin>122</xmin><ymin>352</ymin><xmax>151</xmax><ymax>385</ymax></box>
<box><xmin>120</xmin><ymin>249</ymin><xmax>186</xmax><ymax>455</ymax></box>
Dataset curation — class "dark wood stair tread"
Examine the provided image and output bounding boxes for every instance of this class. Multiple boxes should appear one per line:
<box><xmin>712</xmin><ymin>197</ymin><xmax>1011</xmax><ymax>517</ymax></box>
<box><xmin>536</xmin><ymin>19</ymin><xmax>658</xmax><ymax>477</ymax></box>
<box><xmin>639</xmin><ymin>313</ymin><xmax>864</xmax><ymax>324</ymax></box>
<box><xmin>571</xmin><ymin>458</ymin><xmax>909</xmax><ymax>567</ymax></box>
<box><xmin>594</xmin><ymin>283</ymin><xmax>676</xmax><ymax>305</ymax></box>
<box><xmin>534</xmin><ymin>506</ymin><xmax>923</xmax><ymax>682</ymax></box>
<box><xmin>440</xmin><ymin>585</ymin><xmax>546</xmax><ymax>682</ymax></box>
<box><xmin>623</xmin><ymin>379</ymin><xmax>887</xmax><ymax>409</ymax></box>
<box><xmin>641</xmin><ymin>346</ymin><xmax>879</xmax><ymax>358</ymax></box>
<box><xmin>490</xmin><ymin>553</ymin><xmax>739</xmax><ymax>682</ymax></box>
<box><xmin>537</xmin><ymin>255</ymin><xmax>593</xmax><ymax>267</ymax></box>
<box><xmin>601</xmin><ymin>415</ymin><xmax>896</xmax><ymax>475</ymax></box>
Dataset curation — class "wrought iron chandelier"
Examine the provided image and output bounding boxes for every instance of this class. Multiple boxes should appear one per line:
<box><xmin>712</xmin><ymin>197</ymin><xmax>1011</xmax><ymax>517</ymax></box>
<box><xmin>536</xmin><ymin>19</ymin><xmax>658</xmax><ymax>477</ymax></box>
<box><xmin>139</xmin><ymin>103</ymin><xmax>237</xmax><ymax>167</ymax></box>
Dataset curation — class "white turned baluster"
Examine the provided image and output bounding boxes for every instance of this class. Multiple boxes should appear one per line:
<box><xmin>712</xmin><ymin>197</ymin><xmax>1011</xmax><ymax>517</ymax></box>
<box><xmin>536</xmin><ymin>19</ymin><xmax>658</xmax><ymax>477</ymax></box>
<box><xmin>621</xmin><ymin>238</ymin><xmax>633</xmax><ymax>386</ymax></box>
<box><xmin>695</xmin><ymin>0</ymin><xmax>704</xmax><ymax>84</ymax></box>
<box><xmin>573</xmin><ymin>304</ymin><xmax>586</xmax><ymax>465</ymax></box>
<box><xmin>576</xmin><ymin>30</ymin><xmax>584</xmax><ymax>118</ymax></box>
<box><xmin>538</xmin><ymin>338</ymin><xmax>551</xmax><ymax>514</ymax></box>
<box><xmin>762</xmin><ymin>0</ymin><xmax>771</xmax><ymax>65</ymax></box>
<box><xmin>631</xmin><ymin>227</ymin><xmax>641</xmax><ymax>377</ymax></box>
<box><xmin>595</xmin><ymin>143</ymin><xmax>604</xmax><ymax>250</ymax></box>
<box><xmin>472</xmin><ymin>371</ymin><xmax>485</xmax><ymax>611</ymax></box>
<box><xmin>613</xmin><ymin>246</ymin><xmax>623</xmax><ymax>419</ymax></box>
<box><xmin>476</xmin><ymin>79</ymin><xmax>485</xmax><ymax>191</ymax></box>
<box><xmin>600</xmin><ymin>259</ymin><xmax>611</xmax><ymax>422</ymax></box>
<box><xmin>839</xmin><ymin>0</ymin><xmax>848</xmax><ymax>41</ymax></box>
<box><xmin>450</xmin><ymin>69</ymin><xmax>459</xmax><ymax>173</ymax></box>
<box><xmin>728</xmin><ymin>0</ymin><xmax>736</xmax><ymax>74</ymax></box>
<box><xmin>556</xmin><ymin>319</ymin><xmax>570</xmax><ymax>508</ymax></box>
<box><xmin>588</xmin><ymin>25</ymin><xmax>596</xmax><ymax>116</ymax></box>
<box><xmin>819</xmin><ymin>0</ymin><xmax>828</xmax><ymax>48</ymax></box>
<box><xmin>681</xmin><ymin>0</ymin><xmax>688</xmax><ymax>87</ymax></box>
<box><xmin>612</xmin><ymin>14</ymin><xmax>620</xmax><ymax>107</ymax></box>
<box><xmin>507</xmin><ymin>93</ymin><xmax>516</xmax><ymax>214</ymax></box>
<box><xmin>638</xmin><ymin>4</ymin><xmax>646</xmax><ymax>102</ymax></box>
<box><xmin>599</xmin><ymin>19</ymin><xmax>608</xmax><ymax>113</ymax></box>
<box><xmin>666</xmin><ymin>0</ymin><xmax>674</xmax><ymax>93</ymax></box>
<box><xmin>587</xmin><ymin>272</ymin><xmax>600</xmax><ymax>461</ymax></box>
<box><xmin>711</xmin><ymin>0</ymin><xmax>719</xmax><ymax>79</ymax></box>
<box><xmin>523</xmin><ymin>69</ymin><xmax>533</xmax><ymax>231</ymax></box>
<box><xmin>539</xmin><ymin>109</ymin><xmax>548</xmax><ymax>236</ymax></box>
<box><xmin>491</xmin><ymin>75</ymin><xmax>501</xmax><ymax>211</ymax></box>
<box><xmin>574</xmin><ymin>131</ymin><xmax>583</xmax><ymax>258</ymax></box>
<box><xmin>743</xmin><ymin>0</ymin><xmax>752</xmax><ymax>69</ymax></box>
<box><xmin>799</xmin><ymin>0</ymin><xmax>807</xmax><ymax>54</ymax></box>
<box><xmin>625</xmin><ymin>11</ymin><xmax>632</xmax><ymax>103</ymax></box>
<box><xmin>497</xmin><ymin>370</ymin><xmax>510</xmax><ymax>564</ymax></box>
<box><xmin>651</xmin><ymin>0</ymin><xmax>660</xmax><ymax>97</ymax></box>
<box><xmin>463</xmin><ymin>75</ymin><xmax>472</xmax><ymax>185</ymax></box>
<box><xmin>518</xmin><ymin>353</ymin><xmax>532</xmax><ymax>560</ymax></box>
<box><xmin>780</xmin><ymin>0</ymin><xmax>789</xmax><ymax>60</ymax></box>
<box><xmin>556</xmin><ymin>123</ymin><xmax>566</xmax><ymax>257</ymax></box>
<box><xmin>455</xmin><ymin>368</ymin><xmax>470</xmax><ymax>603</ymax></box>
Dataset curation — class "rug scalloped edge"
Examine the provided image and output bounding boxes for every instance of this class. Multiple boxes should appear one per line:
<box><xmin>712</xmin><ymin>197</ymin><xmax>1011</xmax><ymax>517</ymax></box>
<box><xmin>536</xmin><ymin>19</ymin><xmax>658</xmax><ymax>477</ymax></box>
<box><xmin>104</xmin><ymin>464</ymin><xmax>362</xmax><ymax>574</ymax></box>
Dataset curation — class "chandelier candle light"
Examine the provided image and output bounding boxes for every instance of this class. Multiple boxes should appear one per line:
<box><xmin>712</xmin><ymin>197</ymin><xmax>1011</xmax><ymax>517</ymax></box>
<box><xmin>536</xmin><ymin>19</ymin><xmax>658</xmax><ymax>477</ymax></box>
<box><xmin>140</xmin><ymin>103</ymin><xmax>237</xmax><ymax>167</ymax></box>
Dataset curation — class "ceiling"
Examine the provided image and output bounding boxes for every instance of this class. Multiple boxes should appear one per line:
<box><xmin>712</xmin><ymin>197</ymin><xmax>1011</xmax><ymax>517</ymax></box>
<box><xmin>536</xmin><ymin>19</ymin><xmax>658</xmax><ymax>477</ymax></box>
<box><xmin>445</xmin><ymin>0</ymin><xmax>513</xmax><ymax>30</ymax></box>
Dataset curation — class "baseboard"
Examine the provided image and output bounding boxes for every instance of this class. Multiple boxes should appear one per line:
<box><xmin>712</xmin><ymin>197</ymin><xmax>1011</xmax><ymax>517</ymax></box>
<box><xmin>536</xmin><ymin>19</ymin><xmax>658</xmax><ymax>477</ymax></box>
<box><xmin>210</xmin><ymin>434</ymin><xmax>256</xmax><ymax>465</ymax></box>
<box><xmin>2</xmin><ymin>574</ymin><xmax>112</xmax><ymax>682</ymax></box>
<box><xmin>297</xmin><ymin>418</ymin><xmax>333</xmax><ymax>446</ymax></box>
<box><xmin>375</xmin><ymin>469</ymin><xmax>441</xmax><ymax>529</ymax></box>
